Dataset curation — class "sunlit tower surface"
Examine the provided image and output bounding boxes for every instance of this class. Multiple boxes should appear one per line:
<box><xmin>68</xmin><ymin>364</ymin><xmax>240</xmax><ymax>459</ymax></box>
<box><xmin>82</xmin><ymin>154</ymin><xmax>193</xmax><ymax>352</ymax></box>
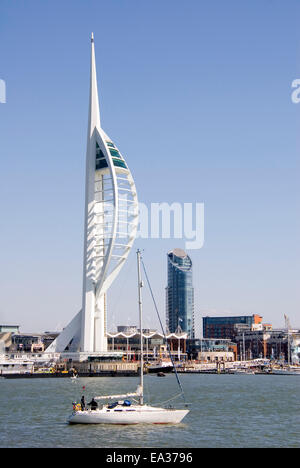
<box><xmin>47</xmin><ymin>34</ymin><xmax>138</xmax><ymax>355</ymax></box>
<box><xmin>80</xmin><ymin>33</ymin><xmax>139</xmax><ymax>353</ymax></box>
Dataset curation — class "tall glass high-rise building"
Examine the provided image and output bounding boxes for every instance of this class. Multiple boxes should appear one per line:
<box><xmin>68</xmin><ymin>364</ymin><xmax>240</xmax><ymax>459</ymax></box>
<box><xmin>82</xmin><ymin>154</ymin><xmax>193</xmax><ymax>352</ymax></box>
<box><xmin>166</xmin><ymin>249</ymin><xmax>195</xmax><ymax>338</ymax></box>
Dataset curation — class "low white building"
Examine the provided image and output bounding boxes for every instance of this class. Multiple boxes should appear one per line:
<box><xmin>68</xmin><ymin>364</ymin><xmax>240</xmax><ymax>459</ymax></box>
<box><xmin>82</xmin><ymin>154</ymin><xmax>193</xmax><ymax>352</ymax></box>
<box><xmin>197</xmin><ymin>351</ymin><xmax>234</xmax><ymax>362</ymax></box>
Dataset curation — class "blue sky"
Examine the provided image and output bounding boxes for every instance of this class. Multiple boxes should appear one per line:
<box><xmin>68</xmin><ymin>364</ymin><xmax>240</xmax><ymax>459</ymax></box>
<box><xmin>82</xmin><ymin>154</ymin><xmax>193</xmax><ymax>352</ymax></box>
<box><xmin>0</xmin><ymin>0</ymin><xmax>299</xmax><ymax>334</ymax></box>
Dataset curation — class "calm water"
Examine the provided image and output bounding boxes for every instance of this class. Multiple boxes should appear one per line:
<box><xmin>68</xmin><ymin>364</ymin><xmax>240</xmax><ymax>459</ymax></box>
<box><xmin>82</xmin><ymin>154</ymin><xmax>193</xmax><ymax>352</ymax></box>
<box><xmin>0</xmin><ymin>374</ymin><xmax>299</xmax><ymax>448</ymax></box>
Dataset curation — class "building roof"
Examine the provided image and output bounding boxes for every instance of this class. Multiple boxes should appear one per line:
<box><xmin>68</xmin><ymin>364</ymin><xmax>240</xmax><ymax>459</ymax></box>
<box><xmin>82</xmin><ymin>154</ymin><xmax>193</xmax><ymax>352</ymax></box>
<box><xmin>0</xmin><ymin>325</ymin><xmax>19</xmax><ymax>328</ymax></box>
<box><xmin>107</xmin><ymin>331</ymin><xmax>188</xmax><ymax>339</ymax></box>
<box><xmin>168</xmin><ymin>248</ymin><xmax>192</xmax><ymax>271</ymax></box>
<box><xmin>171</xmin><ymin>248</ymin><xmax>187</xmax><ymax>258</ymax></box>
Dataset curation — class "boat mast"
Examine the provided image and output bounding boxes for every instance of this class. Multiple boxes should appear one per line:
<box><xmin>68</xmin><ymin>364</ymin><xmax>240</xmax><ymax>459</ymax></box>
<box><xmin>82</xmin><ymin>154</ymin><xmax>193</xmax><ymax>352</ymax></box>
<box><xmin>137</xmin><ymin>249</ymin><xmax>144</xmax><ymax>405</ymax></box>
<box><xmin>284</xmin><ymin>314</ymin><xmax>291</xmax><ymax>367</ymax></box>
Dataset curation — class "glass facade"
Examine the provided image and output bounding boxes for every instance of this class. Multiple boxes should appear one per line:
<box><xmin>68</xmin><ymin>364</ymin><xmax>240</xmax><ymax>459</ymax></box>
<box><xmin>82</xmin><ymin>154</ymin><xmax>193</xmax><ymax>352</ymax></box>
<box><xmin>112</xmin><ymin>158</ymin><xmax>127</xmax><ymax>169</ymax></box>
<box><xmin>203</xmin><ymin>315</ymin><xmax>262</xmax><ymax>340</ymax></box>
<box><xmin>166</xmin><ymin>249</ymin><xmax>194</xmax><ymax>338</ymax></box>
<box><xmin>95</xmin><ymin>141</ymin><xmax>127</xmax><ymax>171</ymax></box>
<box><xmin>96</xmin><ymin>159</ymin><xmax>108</xmax><ymax>170</ymax></box>
<box><xmin>109</xmin><ymin>148</ymin><xmax>122</xmax><ymax>158</ymax></box>
<box><xmin>96</xmin><ymin>142</ymin><xmax>108</xmax><ymax>169</ymax></box>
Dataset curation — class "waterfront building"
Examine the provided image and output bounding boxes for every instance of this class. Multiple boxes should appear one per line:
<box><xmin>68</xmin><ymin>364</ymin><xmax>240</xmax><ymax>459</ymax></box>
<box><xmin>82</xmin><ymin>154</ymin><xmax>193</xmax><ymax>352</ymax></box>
<box><xmin>46</xmin><ymin>34</ymin><xmax>138</xmax><ymax>358</ymax></box>
<box><xmin>0</xmin><ymin>326</ymin><xmax>20</xmax><ymax>354</ymax></box>
<box><xmin>203</xmin><ymin>314</ymin><xmax>263</xmax><ymax>340</ymax></box>
<box><xmin>12</xmin><ymin>333</ymin><xmax>45</xmax><ymax>353</ymax></box>
<box><xmin>107</xmin><ymin>330</ymin><xmax>188</xmax><ymax>361</ymax></box>
<box><xmin>166</xmin><ymin>249</ymin><xmax>195</xmax><ymax>338</ymax></box>
<box><xmin>187</xmin><ymin>338</ymin><xmax>237</xmax><ymax>361</ymax></box>
<box><xmin>0</xmin><ymin>330</ymin><xmax>60</xmax><ymax>354</ymax></box>
<box><xmin>235</xmin><ymin>328</ymin><xmax>300</xmax><ymax>362</ymax></box>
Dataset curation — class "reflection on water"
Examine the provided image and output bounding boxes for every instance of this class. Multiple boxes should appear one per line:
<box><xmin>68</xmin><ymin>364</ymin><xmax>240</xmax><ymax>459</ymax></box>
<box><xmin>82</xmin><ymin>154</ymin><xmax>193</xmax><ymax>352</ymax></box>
<box><xmin>0</xmin><ymin>374</ymin><xmax>299</xmax><ymax>448</ymax></box>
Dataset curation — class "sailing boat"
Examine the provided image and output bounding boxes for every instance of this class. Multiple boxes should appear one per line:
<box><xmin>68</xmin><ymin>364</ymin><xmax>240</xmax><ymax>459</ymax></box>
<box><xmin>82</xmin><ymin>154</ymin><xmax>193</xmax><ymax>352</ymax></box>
<box><xmin>68</xmin><ymin>250</ymin><xmax>189</xmax><ymax>424</ymax></box>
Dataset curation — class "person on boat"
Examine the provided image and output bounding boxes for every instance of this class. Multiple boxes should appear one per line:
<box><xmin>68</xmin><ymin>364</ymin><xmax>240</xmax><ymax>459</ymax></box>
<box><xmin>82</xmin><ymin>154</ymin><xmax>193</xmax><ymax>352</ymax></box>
<box><xmin>87</xmin><ymin>398</ymin><xmax>98</xmax><ymax>411</ymax></box>
<box><xmin>80</xmin><ymin>395</ymin><xmax>86</xmax><ymax>411</ymax></box>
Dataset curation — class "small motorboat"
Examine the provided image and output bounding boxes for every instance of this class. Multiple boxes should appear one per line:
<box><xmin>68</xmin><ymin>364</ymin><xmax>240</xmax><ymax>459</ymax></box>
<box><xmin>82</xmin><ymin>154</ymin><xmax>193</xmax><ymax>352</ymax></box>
<box><xmin>147</xmin><ymin>360</ymin><xmax>174</xmax><ymax>373</ymax></box>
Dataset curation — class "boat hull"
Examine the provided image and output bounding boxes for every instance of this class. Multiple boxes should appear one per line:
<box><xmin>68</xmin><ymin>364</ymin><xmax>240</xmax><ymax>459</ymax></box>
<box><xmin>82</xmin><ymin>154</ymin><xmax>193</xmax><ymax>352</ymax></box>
<box><xmin>68</xmin><ymin>405</ymin><xmax>189</xmax><ymax>425</ymax></box>
<box><xmin>148</xmin><ymin>366</ymin><xmax>173</xmax><ymax>374</ymax></box>
<box><xmin>271</xmin><ymin>370</ymin><xmax>300</xmax><ymax>375</ymax></box>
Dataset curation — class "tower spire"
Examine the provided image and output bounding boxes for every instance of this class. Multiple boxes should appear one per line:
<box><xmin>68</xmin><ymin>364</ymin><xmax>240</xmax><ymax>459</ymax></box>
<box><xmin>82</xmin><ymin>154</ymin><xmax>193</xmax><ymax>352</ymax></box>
<box><xmin>46</xmin><ymin>34</ymin><xmax>139</xmax><ymax>356</ymax></box>
<box><xmin>88</xmin><ymin>32</ymin><xmax>101</xmax><ymax>135</ymax></box>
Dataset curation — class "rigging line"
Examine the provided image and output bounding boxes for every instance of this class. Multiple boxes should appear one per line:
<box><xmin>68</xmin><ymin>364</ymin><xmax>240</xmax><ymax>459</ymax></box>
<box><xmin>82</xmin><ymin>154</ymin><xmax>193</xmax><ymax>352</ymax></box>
<box><xmin>154</xmin><ymin>392</ymin><xmax>184</xmax><ymax>407</ymax></box>
<box><xmin>141</xmin><ymin>257</ymin><xmax>187</xmax><ymax>406</ymax></box>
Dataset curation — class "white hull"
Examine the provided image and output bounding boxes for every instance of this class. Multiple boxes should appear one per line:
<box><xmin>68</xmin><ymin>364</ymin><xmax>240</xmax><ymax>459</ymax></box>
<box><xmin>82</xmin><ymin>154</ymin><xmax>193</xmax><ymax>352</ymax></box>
<box><xmin>271</xmin><ymin>369</ymin><xmax>300</xmax><ymax>375</ymax></box>
<box><xmin>68</xmin><ymin>405</ymin><xmax>189</xmax><ymax>425</ymax></box>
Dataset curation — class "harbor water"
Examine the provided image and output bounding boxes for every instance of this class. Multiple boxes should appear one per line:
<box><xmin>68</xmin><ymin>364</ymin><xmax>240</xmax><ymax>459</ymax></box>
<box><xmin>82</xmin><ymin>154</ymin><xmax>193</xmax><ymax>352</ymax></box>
<box><xmin>0</xmin><ymin>373</ymin><xmax>299</xmax><ymax>448</ymax></box>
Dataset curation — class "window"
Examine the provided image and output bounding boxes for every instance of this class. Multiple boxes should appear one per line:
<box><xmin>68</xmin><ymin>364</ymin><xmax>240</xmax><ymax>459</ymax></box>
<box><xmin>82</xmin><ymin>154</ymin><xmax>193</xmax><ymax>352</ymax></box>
<box><xmin>96</xmin><ymin>145</ymin><xmax>105</xmax><ymax>160</ymax></box>
<box><xmin>106</xmin><ymin>141</ymin><xmax>115</xmax><ymax>148</ymax></box>
<box><xmin>96</xmin><ymin>142</ymin><xmax>108</xmax><ymax>170</ymax></box>
<box><xmin>113</xmin><ymin>159</ymin><xmax>127</xmax><ymax>169</ymax></box>
<box><xmin>96</xmin><ymin>159</ymin><xmax>108</xmax><ymax>170</ymax></box>
<box><xmin>109</xmin><ymin>148</ymin><xmax>122</xmax><ymax>158</ymax></box>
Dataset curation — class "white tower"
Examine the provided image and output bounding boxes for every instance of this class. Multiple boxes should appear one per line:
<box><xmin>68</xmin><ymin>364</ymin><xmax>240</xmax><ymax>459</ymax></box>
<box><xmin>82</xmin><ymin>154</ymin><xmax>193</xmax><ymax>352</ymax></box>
<box><xmin>47</xmin><ymin>34</ymin><xmax>138</xmax><ymax>355</ymax></box>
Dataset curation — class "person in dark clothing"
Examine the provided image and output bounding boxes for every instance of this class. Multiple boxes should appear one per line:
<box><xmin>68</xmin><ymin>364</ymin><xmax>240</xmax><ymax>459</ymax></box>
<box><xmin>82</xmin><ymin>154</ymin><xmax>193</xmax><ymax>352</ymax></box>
<box><xmin>80</xmin><ymin>396</ymin><xmax>86</xmax><ymax>411</ymax></box>
<box><xmin>87</xmin><ymin>398</ymin><xmax>98</xmax><ymax>410</ymax></box>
